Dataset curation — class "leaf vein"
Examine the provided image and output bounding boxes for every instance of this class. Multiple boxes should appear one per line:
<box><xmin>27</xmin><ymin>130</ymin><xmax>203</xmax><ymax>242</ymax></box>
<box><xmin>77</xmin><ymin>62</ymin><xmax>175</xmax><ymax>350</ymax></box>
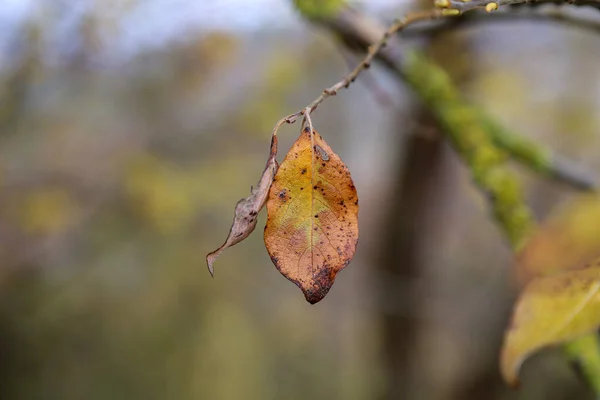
<box><xmin>550</xmin><ymin>279</ymin><xmax>600</xmax><ymax>339</ymax></box>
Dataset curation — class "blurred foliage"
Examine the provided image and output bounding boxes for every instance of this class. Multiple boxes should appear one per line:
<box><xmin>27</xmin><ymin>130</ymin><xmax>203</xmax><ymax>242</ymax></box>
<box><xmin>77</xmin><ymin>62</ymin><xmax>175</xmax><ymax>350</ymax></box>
<box><xmin>236</xmin><ymin>55</ymin><xmax>303</xmax><ymax>136</ymax></box>
<box><xmin>502</xmin><ymin>265</ymin><xmax>600</xmax><ymax>388</ymax></box>
<box><xmin>517</xmin><ymin>195</ymin><xmax>600</xmax><ymax>285</ymax></box>
<box><xmin>293</xmin><ymin>0</ymin><xmax>346</xmax><ymax>19</ymax></box>
<box><xmin>502</xmin><ymin>195</ymin><xmax>600</xmax><ymax>390</ymax></box>
<box><xmin>14</xmin><ymin>186</ymin><xmax>79</xmax><ymax>235</ymax></box>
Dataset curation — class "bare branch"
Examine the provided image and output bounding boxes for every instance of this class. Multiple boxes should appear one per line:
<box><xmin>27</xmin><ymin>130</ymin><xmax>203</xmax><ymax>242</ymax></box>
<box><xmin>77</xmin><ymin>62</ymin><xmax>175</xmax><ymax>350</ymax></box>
<box><xmin>283</xmin><ymin>2</ymin><xmax>597</xmax><ymax>190</ymax></box>
<box><xmin>403</xmin><ymin>8</ymin><xmax>600</xmax><ymax>37</ymax></box>
<box><xmin>274</xmin><ymin>0</ymin><xmax>600</xmax><ymax>137</ymax></box>
<box><xmin>338</xmin><ymin>47</ymin><xmax>398</xmax><ymax>108</ymax></box>
<box><xmin>443</xmin><ymin>0</ymin><xmax>600</xmax><ymax>12</ymax></box>
<box><xmin>270</xmin><ymin>9</ymin><xmax>447</xmax><ymax>137</ymax></box>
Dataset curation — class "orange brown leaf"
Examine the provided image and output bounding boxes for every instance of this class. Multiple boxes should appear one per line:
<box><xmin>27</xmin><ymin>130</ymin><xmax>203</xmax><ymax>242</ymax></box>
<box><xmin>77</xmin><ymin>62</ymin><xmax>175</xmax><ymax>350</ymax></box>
<box><xmin>206</xmin><ymin>136</ymin><xmax>279</xmax><ymax>276</ymax></box>
<box><xmin>264</xmin><ymin>128</ymin><xmax>359</xmax><ymax>304</ymax></box>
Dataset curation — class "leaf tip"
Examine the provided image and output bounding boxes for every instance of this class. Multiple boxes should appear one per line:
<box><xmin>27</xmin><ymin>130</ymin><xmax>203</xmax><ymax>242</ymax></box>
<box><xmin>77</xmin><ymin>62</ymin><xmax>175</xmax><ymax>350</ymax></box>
<box><xmin>500</xmin><ymin>363</ymin><xmax>521</xmax><ymax>389</ymax></box>
<box><xmin>303</xmin><ymin>286</ymin><xmax>331</xmax><ymax>305</ymax></box>
<box><xmin>206</xmin><ymin>253</ymin><xmax>217</xmax><ymax>278</ymax></box>
<box><xmin>302</xmin><ymin>270</ymin><xmax>336</xmax><ymax>304</ymax></box>
<box><xmin>500</xmin><ymin>328</ymin><xmax>527</xmax><ymax>389</ymax></box>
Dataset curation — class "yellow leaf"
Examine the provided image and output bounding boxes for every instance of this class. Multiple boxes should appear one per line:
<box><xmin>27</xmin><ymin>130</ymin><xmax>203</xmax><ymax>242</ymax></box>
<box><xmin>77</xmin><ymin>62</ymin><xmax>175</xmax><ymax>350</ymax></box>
<box><xmin>501</xmin><ymin>264</ymin><xmax>600</xmax><ymax>387</ymax></box>
<box><xmin>18</xmin><ymin>187</ymin><xmax>77</xmax><ymax>235</ymax></box>
<box><xmin>264</xmin><ymin>128</ymin><xmax>359</xmax><ymax>304</ymax></box>
<box><xmin>517</xmin><ymin>194</ymin><xmax>600</xmax><ymax>286</ymax></box>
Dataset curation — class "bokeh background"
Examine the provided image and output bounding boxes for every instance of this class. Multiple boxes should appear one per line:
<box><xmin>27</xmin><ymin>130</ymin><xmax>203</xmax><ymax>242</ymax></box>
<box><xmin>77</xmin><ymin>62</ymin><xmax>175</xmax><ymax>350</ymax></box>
<box><xmin>0</xmin><ymin>1</ymin><xmax>599</xmax><ymax>399</ymax></box>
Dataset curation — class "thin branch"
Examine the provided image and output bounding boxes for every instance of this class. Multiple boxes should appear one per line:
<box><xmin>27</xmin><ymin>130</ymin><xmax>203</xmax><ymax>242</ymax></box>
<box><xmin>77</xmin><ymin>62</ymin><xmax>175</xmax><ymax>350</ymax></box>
<box><xmin>480</xmin><ymin>115</ymin><xmax>598</xmax><ymax>190</ymax></box>
<box><xmin>548</xmin><ymin>155</ymin><xmax>597</xmax><ymax>190</ymax></box>
<box><xmin>270</xmin><ymin>9</ymin><xmax>446</xmax><ymax>136</ymax></box>
<box><xmin>273</xmin><ymin>0</ymin><xmax>600</xmax><ymax>137</ymax></box>
<box><xmin>403</xmin><ymin>8</ymin><xmax>600</xmax><ymax>37</ymax></box>
<box><xmin>444</xmin><ymin>0</ymin><xmax>600</xmax><ymax>11</ymax></box>
<box><xmin>281</xmin><ymin>2</ymin><xmax>597</xmax><ymax>190</ymax></box>
<box><xmin>338</xmin><ymin>47</ymin><xmax>398</xmax><ymax>108</ymax></box>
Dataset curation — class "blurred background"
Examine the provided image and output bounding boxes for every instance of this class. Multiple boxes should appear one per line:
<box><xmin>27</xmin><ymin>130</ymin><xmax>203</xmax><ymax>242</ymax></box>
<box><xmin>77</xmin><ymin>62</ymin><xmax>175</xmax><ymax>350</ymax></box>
<box><xmin>0</xmin><ymin>0</ymin><xmax>599</xmax><ymax>399</ymax></box>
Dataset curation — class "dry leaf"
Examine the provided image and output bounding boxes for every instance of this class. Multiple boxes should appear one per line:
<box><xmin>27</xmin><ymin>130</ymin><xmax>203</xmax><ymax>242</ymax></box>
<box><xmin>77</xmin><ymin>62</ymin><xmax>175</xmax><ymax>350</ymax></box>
<box><xmin>517</xmin><ymin>194</ymin><xmax>600</xmax><ymax>286</ymax></box>
<box><xmin>264</xmin><ymin>128</ymin><xmax>359</xmax><ymax>304</ymax></box>
<box><xmin>206</xmin><ymin>135</ymin><xmax>279</xmax><ymax>276</ymax></box>
<box><xmin>501</xmin><ymin>263</ymin><xmax>600</xmax><ymax>387</ymax></box>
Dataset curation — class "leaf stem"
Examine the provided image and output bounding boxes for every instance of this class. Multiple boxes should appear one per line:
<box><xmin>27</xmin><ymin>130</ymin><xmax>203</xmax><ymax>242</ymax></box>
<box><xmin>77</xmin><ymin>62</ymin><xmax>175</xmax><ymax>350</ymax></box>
<box><xmin>565</xmin><ymin>335</ymin><xmax>600</xmax><ymax>397</ymax></box>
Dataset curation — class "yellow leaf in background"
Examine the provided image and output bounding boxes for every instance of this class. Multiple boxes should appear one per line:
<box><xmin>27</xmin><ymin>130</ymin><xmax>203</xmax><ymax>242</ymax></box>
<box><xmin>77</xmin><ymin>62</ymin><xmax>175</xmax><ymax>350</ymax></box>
<box><xmin>516</xmin><ymin>194</ymin><xmax>600</xmax><ymax>286</ymax></box>
<box><xmin>264</xmin><ymin>128</ymin><xmax>358</xmax><ymax>304</ymax></box>
<box><xmin>124</xmin><ymin>154</ymin><xmax>196</xmax><ymax>234</ymax></box>
<box><xmin>501</xmin><ymin>264</ymin><xmax>600</xmax><ymax>387</ymax></box>
<box><xmin>18</xmin><ymin>187</ymin><xmax>77</xmax><ymax>235</ymax></box>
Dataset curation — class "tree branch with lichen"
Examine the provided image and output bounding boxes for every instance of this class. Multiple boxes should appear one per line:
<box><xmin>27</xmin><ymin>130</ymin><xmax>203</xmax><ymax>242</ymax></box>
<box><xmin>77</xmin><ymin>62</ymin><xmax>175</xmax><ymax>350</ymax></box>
<box><xmin>479</xmin><ymin>113</ymin><xmax>597</xmax><ymax>191</ymax></box>
<box><xmin>291</xmin><ymin>0</ymin><xmax>600</xmax><ymax>393</ymax></box>
<box><xmin>281</xmin><ymin>1</ymin><xmax>597</xmax><ymax>190</ymax></box>
<box><xmin>401</xmin><ymin>49</ymin><xmax>534</xmax><ymax>247</ymax></box>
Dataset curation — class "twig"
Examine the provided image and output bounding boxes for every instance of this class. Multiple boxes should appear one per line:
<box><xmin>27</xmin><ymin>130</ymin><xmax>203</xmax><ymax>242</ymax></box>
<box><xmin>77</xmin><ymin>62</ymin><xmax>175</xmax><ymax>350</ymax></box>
<box><xmin>274</xmin><ymin>0</ymin><xmax>600</xmax><ymax>137</ymax></box>
<box><xmin>480</xmin><ymin>113</ymin><xmax>598</xmax><ymax>190</ymax></box>
<box><xmin>270</xmin><ymin>9</ymin><xmax>446</xmax><ymax>137</ymax></box>
<box><xmin>443</xmin><ymin>0</ymin><xmax>600</xmax><ymax>12</ymax></box>
<box><xmin>338</xmin><ymin>47</ymin><xmax>398</xmax><ymax>108</ymax></box>
<box><xmin>290</xmin><ymin>4</ymin><xmax>597</xmax><ymax>191</ymax></box>
<box><xmin>402</xmin><ymin>8</ymin><xmax>600</xmax><ymax>37</ymax></box>
<box><xmin>549</xmin><ymin>155</ymin><xmax>597</xmax><ymax>190</ymax></box>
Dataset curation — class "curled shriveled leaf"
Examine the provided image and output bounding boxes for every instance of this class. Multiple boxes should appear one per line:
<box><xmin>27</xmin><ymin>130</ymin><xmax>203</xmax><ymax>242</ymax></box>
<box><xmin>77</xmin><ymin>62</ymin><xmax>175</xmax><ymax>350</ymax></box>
<box><xmin>264</xmin><ymin>128</ymin><xmax>359</xmax><ymax>304</ymax></box>
<box><xmin>206</xmin><ymin>136</ymin><xmax>278</xmax><ymax>276</ymax></box>
<box><xmin>517</xmin><ymin>194</ymin><xmax>600</xmax><ymax>286</ymax></box>
<box><xmin>501</xmin><ymin>263</ymin><xmax>600</xmax><ymax>387</ymax></box>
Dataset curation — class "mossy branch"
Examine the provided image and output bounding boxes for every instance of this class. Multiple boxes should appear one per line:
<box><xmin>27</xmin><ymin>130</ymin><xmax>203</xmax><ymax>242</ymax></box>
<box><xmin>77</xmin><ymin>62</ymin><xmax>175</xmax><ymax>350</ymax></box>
<box><xmin>402</xmin><ymin>50</ymin><xmax>534</xmax><ymax>248</ymax></box>
<box><xmin>288</xmin><ymin>1</ymin><xmax>597</xmax><ymax>191</ymax></box>
<box><xmin>292</xmin><ymin>0</ymin><xmax>345</xmax><ymax>19</ymax></box>
<box><xmin>292</xmin><ymin>0</ymin><xmax>600</xmax><ymax>393</ymax></box>
<box><xmin>401</xmin><ymin>48</ymin><xmax>600</xmax><ymax>395</ymax></box>
<box><xmin>480</xmin><ymin>114</ymin><xmax>597</xmax><ymax>190</ymax></box>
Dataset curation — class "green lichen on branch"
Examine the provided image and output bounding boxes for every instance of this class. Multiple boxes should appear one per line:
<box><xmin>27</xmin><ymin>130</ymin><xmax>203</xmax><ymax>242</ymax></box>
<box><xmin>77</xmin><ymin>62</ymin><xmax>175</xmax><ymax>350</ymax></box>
<box><xmin>479</xmin><ymin>116</ymin><xmax>551</xmax><ymax>173</ymax></box>
<box><xmin>401</xmin><ymin>50</ymin><xmax>600</xmax><ymax>392</ymax></box>
<box><xmin>402</xmin><ymin>50</ymin><xmax>534</xmax><ymax>249</ymax></box>
<box><xmin>481</xmin><ymin>116</ymin><xmax>596</xmax><ymax>190</ymax></box>
<box><xmin>292</xmin><ymin>0</ymin><xmax>346</xmax><ymax>20</ymax></box>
